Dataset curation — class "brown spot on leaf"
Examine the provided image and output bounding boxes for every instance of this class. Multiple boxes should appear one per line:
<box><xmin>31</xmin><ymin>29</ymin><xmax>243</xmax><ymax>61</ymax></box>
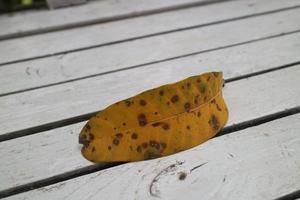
<box><xmin>89</xmin><ymin>133</ymin><xmax>94</xmax><ymax>140</ymax></box>
<box><xmin>149</xmin><ymin>140</ymin><xmax>160</xmax><ymax>150</ymax></box>
<box><xmin>122</xmin><ymin>122</ymin><xmax>126</xmax><ymax>126</ymax></box>
<box><xmin>211</xmin><ymin>99</ymin><xmax>216</xmax><ymax>104</ymax></box>
<box><xmin>124</xmin><ymin>100</ymin><xmax>131</xmax><ymax>107</ymax></box>
<box><xmin>86</xmin><ymin>124</ymin><xmax>91</xmax><ymax>130</ymax></box>
<box><xmin>167</xmin><ymin>101</ymin><xmax>170</xmax><ymax>105</ymax></box>
<box><xmin>113</xmin><ymin>138</ymin><xmax>119</xmax><ymax>145</ymax></box>
<box><xmin>159</xmin><ymin>90</ymin><xmax>164</xmax><ymax>96</ymax></box>
<box><xmin>171</xmin><ymin>95</ymin><xmax>179</xmax><ymax>103</ymax></box>
<box><xmin>197</xmin><ymin>112</ymin><xmax>201</xmax><ymax>117</ymax></box>
<box><xmin>154</xmin><ymin>112</ymin><xmax>158</xmax><ymax>115</ymax></box>
<box><xmin>79</xmin><ymin>134</ymin><xmax>90</xmax><ymax>147</ymax></box>
<box><xmin>216</xmin><ymin>104</ymin><xmax>222</xmax><ymax>111</ymax></box>
<box><xmin>144</xmin><ymin>150</ymin><xmax>160</xmax><ymax>160</ymax></box>
<box><xmin>152</xmin><ymin>122</ymin><xmax>170</xmax><ymax>130</ymax></box>
<box><xmin>162</xmin><ymin>123</ymin><xmax>170</xmax><ymax>130</ymax></box>
<box><xmin>139</xmin><ymin>99</ymin><xmax>147</xmax><ymax>106</ymax></box>
<box><xmin>138</xmin><ymin>113</ymin><xmax>147</xmax><ymax>126</ymax></box>
<box><xmin>209</xmin><ymin>114</ymin><xmax>220</xmax><ymax>131</ymax></box>
<box><xmin>186</xmin><ymin>125</ymin><xmax>191</xmax><ymax>130</ymax></box>
<box><xmin>115</xmin><ymin>133</ymin><xmax>123</xmax><ymax>138</ymax></box>
<box><xmin>184</xmin><ymin>102</ymin><xmax>191</xmax><ymax>111</ymax></box>
<box><xmin>137</xmin><ymin>146</ymin><xmax>142</xmax><ymax>153</ymax></box>
<box><xmin>108</xmin><ymin>146</ymin><xmax>112</xmax><ymax>150</ymax></box>
<box><xmin>187</xmin><ymin>82</ymin><xmax>191</xmax><ymax>88</ymax></box>
<box><xmin>152</xmin><ymin>122</ymin><xmax>161</xmax><ymax>127</ymax></box>
<box><xmin>181</xmin><ymin>85</ymin><xmax>185</xmax><ymax>89</ymax></box>
<box><xmin>92</xmin><ymin>147</ymin><xmax>96</xmax><ymax>152</ymax></box>
<box><xmin>196</xmin><ymin>78</ymin><xmax>201</xmax><ymax>83</ymax></box>
<box><xmin>131</xmin><ymin>133</ymin><xmax>138</xmax><ymax>140</ymax></box>
<box><xmin>207</xmin><ymin>76</ymin><xmax>211</xmax><ymax>81</ymax></box>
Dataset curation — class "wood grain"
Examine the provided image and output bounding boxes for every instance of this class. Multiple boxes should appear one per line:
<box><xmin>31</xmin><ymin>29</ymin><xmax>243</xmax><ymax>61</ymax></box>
<box><xmin>0</xmin><ymin>0</ymin><xmax>218</xmax><ymax>40</ymax></box>
<box><xmin>1</xmin><ymin>8</ymin><xmax>300</xmax><ymax>96</ymax></box>
<box><xmin>0</xmin><ymin>31</ymin><xmax>300</xmax><ymax>135</ymax></box>
<box><xmin>1</xmin><ymin>0</ymin><xmax>299</xmax><ymax>64</ymax></box>
<box><xmin>1</xmin><ymin>65</ymin><xmax>299</xmax><ymax>191</ymax></box>
<box><xmin>5</xmin><ymin>110</ymin><xmax>300</xmax><ymax>200</ymax></box>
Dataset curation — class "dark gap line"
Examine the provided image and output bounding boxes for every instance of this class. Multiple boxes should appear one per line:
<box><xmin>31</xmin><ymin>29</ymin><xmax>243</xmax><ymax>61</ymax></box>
<box><xmin>274</xmin><ymin>189</ymin><xmax>300</xmax><ymax>200</ymax></box>
<box><xmin>1</xmin><ymin>29</ymin><xmax>300</xmax><ymax>98</ymax></box>
<box><xmin>0</xmin><ymin>0</ymin><xmax>231</xmax><ymax>42</ymax></box>
<box><xmin>0</xmin><ymin>60</ymin><xmax>299</xmax><ymax>142</ymax></box>
<box><xmin>225</xmin><ymin>61</ymin><xmax>300</xmax><ymax>83</ymax></box>
<box><xmin>1</xmin><ymin>4</ymin><xmax>300</xmax><ymax>67</ymax></box>
<box><xmin>0</xmin><ymin>106</ymin><xmax>299</xmax><ymax>199</ymax></box>
<box><xmin>216</xmin><ymin>107</ymin><xmax>300</xmax><ymax>137</ymax></box>
<box><xmin>0</xmin><ymin>112</ymin><xmax>97</xmax><ymax>142</ymax></box>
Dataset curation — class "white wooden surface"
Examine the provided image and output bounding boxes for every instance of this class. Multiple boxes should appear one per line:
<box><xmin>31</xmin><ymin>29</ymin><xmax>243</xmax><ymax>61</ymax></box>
<box><xmin>0</xmin><ymin>0</ymin><xmax>299</xmax><ymax>64</ymax></box>
<box><xmin>1</xmin><ymin>8</ymin><xmax>300</xmax><ymax>96</ymax></box>
<box><xmin>1</xmin><ymin>0</ymin><xmax>300</xmax><ymax>198</ymax></box>
<box><xmin>0</xmin><ymin>0</ymin><xmax>214</xmax><ymax>40</ymax></box>
<box><xmin>1</xmin><ymin>31</ymin><xmax>300</xmax><ymax>136</ymax></box>
<box><xmin>1</xmin><ymin>65</ymin><xmax>299</xmax><ymax>191</ymax></box>
<box><xmin>6</xmin><ymin>113</ymin><xmax>300</xmax><ymax>200</ymax></box>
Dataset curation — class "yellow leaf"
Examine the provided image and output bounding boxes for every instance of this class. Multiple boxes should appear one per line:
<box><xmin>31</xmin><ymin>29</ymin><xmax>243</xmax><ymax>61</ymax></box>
<box><xmin>79</xmin><ymin>72</ymin><xmax>228</xmax><ymax>162</ymax></box>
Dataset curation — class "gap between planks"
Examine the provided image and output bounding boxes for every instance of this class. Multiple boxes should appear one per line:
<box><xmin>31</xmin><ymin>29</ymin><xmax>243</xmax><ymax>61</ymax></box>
<box><xmin>1</xmin><ymin>65</ymin><xmax>300</xmax><ymax>196</ymax></box>
<box><xmin>0</xmin><ymin>0</ymin><xmax>230</xmax><ymax>41</ymax></box>
<box><xmin>275</xmin><ymin>189</ymin><xmax>300</xmax><ymax>200</ymax></box>
<box><xmin>1</xmin><ymin>30</ymin><xmax>300</xmax><ymax>97</ymax></box>
<box><xmin>1</xmin><ymin>3</ymin><xmax>300</xmax><ymax>66</ymax></box>
<box><xmin>0</xmin><ymin>107</ymin><xmax>299</xmax><ymax>199</ymax></box>
<box><xmin>0</xmin><ymin>61</ymin><xmax>299</xmax><ymax>142</ymax></box>
<box><xmin>1</xmin><ymin>7</ymin><xmax>300</xmax><ymax>97</ymax></box>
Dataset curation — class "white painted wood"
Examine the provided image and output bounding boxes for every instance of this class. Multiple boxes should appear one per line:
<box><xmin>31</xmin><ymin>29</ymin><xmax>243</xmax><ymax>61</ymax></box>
<box><xmin>1</xmin><ymin>32</ymin><xmax>300</xmax><ymax>135</ymax></box>
<box><xmin>1</xmin><ymin>8</ymin><xmax>300</xmax><ymax>96</ymax></box>
<box><xmin>0</xmin><ymin>0</ymin><xmax>213</xmax><ymax>39</ymax></box>
<box><xmin>46</xmin><ymin>0</ymin><xmax>86</xmax><ymax>9</ymax></box>
<box><xmin>5</xmin><ymin>112</ymin><xmax>300</xmax><ymax>200</ymax></box>
<box><xmin>1</xmin><ymin>65</ymin><xmax>300</xmax><ymax>191</ymax></box>
<box><xmin>1</xmin><ymin>0</ymin><xmax>299</xmax><ymax>64</ymax></box>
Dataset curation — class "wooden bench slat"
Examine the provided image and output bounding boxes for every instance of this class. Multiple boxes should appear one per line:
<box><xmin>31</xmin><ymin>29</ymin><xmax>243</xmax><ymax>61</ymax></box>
<box><xmin>0</xmin><ymin>61</ymin><xmax>299</xmax><ymax>191</ymax></box>
<box><xmin>4</xmin><ymin>109</ymin><xmax>300</xmax><ymax>199</ymax></box>
<box><xmin>0</xmin><ymin>0</ymin><xmax>217</xmax><ymax>40</ymax></box>
<box><xmin>0</xmin><ymin>11</ymin><xmax>300</xmax><ymax>134</ymax></box>
<box><xmin>1</xmin><ymin>0</ymin><xmax>299</xmax><ymax>65</ymax></box>
<box><xmin>0</xmin><ymin>8</ymin><xmax>300</xmax><ymax>96</ymax></box>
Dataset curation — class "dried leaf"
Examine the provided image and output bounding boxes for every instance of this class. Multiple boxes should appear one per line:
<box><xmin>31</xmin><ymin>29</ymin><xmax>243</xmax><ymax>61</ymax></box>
<box><xmin>79</xmin><ymin>72</ymin><xmax>228</xmax><ymax>162</ymax></box>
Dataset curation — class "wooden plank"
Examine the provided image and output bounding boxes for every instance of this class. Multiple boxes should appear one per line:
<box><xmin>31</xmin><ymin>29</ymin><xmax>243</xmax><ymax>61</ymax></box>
<box><xmin>0</xmin><ymin>0</ymin><xmax>216</xmax><ymax>40</ymax></box>
<box><xmin>5</xmin><ymin>111</ymin><xmax>300</xmax><ymax>199</ymax></box>
<box><xmin>1</xmin><ymin>8</ymin><xmax>300</xmax><ymax>96</ymax></box>
<box><xmin>1</xmin><ymin>0</ymin><xmax>299</xmax><ymax>64</ymax></box>
<box><xmin>0</xmin><ymin>30</ymin><xmax>300</xmax><ymax>135</ymax></box>
<box><xmin>1</xmin><ymin>64</ymin><xmax>300</xmax><ymax>191</ymax></box>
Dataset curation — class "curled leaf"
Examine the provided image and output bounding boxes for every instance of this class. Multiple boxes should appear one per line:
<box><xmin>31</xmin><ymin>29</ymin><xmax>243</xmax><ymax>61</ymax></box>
<box><xmin>79</xmin><ymin>72</ymin><xmax>228</xmax><ymax>162</ymax></box>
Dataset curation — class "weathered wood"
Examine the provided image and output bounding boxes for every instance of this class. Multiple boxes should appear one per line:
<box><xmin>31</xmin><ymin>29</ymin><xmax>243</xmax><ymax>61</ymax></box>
<box><xmin>1</xmin><ymin>8</ymin><xmax>300</xmax><ymax>96</ymax></box>
<box><xmin>46</xmin><ymin>0</ymin><xmax>87</xmax><ymax>9</ymax></box>
<box><xmin>5</xmin><ymin>112</ymin><xmax>300</xmax><ymax>200</ymax></box>
<box><xmin>0</xmin><ymin>0</ymin><xmax>218</xmax><ymax>40</ymax></box>
<box><xmin>1</xmin><ymin>32</ymin><xmax>300</xmax><ymax>135</ymax></box>
<box><xmin>1</xmin><ymin>65</ymin><xmax>300</xmax><ymax>191</ymax></box>
<box><xmin>1</xmin><ymin>0</ymin><xmax>299</xmax><ymax>64</ymax></box>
